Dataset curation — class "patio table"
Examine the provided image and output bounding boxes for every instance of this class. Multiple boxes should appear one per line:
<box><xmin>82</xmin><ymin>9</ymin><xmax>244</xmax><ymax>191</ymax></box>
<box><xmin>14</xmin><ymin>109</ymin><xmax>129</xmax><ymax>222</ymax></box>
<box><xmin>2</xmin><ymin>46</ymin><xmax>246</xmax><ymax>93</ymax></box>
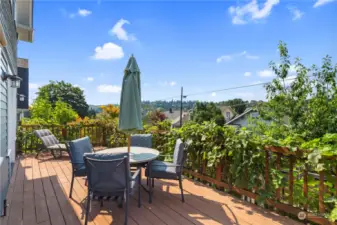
<box><xmin>97</xmin><ymin>146</ymin><xmax>160</xmax><ymax>203</ymax></box>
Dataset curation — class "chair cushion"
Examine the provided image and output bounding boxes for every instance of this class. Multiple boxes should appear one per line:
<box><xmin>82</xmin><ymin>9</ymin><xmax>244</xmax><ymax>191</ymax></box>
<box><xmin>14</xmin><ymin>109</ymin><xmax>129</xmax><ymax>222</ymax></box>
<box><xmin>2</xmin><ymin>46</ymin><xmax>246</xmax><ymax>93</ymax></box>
<box><xmin>34</xmin><ymin>129</ymin><xmax>59</xmax><ymax>148</ymax></box>
<box><xmin>173</xmin><ymin>139</ymin><xmax>185</xmax><ymax>173</ymax></box>
<box><xmin>69</xmin><ymin>137</ymin><xmax>93</xmax><ymax>165</ymax></box>
<box><xmin>131</xmin><ymin>134</ymin><xmax>152</xmax><ymax>148</ymax></box>
<box><xmin>47</xmin><ymin>143</ymin><xmax>67</xmax><ymax>150</ymax></box>
<box><xmin>74</xmin><ymin>165</ymin><xmax>87</xmax><ymax>176</ymax></box>
<box><xmin>145</xmin><ymin>160</ymin><xmax>178</xmax><ymax>179</ymax></box>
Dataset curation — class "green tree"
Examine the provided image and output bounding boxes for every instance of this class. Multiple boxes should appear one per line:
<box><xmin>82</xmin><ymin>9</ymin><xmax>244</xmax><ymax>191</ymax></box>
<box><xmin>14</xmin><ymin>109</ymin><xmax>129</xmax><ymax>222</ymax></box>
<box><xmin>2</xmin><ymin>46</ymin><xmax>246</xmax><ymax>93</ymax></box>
<box><xmin>26</xmin><ymin>94</ymin><xmax>78</xmax><ymax>125</ymax></box>
<box><xmin>52</xmin><ymin>99</ymin><xmax>78</xmax><ymax>125</ymax></box>
<box><xmin>190</xmin><ymin>102</ymin><xmax>225</xmax><ymax>126</ymax></box>
<box><xmin>29</xmin><ymin>94</ymin><xmax>53</xmax><ymax>122</ymax></box>
<box><xmin>37</xmin><ymin>81</ymin><xmax>89</xmax><ymax>117</ymax></box>
<box><xmin>260</xmin><ymin>41</ymin><xmax>337</xmax><ymax>140</ymax></box>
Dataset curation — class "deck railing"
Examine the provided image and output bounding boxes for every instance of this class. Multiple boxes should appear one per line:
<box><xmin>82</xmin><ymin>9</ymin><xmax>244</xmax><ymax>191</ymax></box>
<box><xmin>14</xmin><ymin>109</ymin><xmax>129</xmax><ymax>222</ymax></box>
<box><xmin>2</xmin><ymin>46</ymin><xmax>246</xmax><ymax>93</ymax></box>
<box><xmin>183</xmin><ymin>146</ymin><xmax>337</xmax><ymax>225</ymax></box>
<box><xmin>16</xmin><ymin>124</ymin><xmax>125</xmax><ymax>153</ymax></box>
<box><xmin>17</xmin><ymin>124</ymin><xmax>337</xmax><ymax>225</ymax></box>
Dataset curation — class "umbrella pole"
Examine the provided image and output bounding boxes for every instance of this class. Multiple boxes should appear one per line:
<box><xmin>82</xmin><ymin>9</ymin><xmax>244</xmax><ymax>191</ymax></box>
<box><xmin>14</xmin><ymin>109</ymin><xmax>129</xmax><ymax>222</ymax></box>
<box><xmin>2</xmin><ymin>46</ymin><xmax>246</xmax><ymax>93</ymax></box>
<box><xmin>128</xmin><ymin>135</ymin><xmax>131</xmax><ymax>153</ymax></box>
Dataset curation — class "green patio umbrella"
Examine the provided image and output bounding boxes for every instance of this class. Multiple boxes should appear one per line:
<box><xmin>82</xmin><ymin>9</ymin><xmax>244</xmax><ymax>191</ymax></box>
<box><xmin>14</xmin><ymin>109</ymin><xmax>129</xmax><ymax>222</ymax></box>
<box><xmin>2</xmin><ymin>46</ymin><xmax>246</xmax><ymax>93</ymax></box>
<box><xmin>118</xmin><ymin>55</ymin><xmax>143</xmax><ymax>152</ymax></box>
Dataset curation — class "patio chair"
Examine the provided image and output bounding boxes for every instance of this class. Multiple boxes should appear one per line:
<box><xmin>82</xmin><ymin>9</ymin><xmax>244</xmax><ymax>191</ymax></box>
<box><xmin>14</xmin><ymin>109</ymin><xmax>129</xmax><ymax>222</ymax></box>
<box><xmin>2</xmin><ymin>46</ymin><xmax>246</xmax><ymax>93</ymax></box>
<box><xmin>145</xmin><ymin>139</ymin><xmax>186</xmax><ymax>202</ymax></box>
<box><xmin>67</xmin><ymin>136</ymin><xmax>94</xmax><ymax>198</ymax></box>
<box><xmin>131</xmin><ymin>134</ymin><xmax>152</xmax><ymax>172</ymax></box>
<box><xmin>131</xmin><ymin>134</ymin><xmax>152</xmax><ymax>148</ymax></box>
<box><xmin>83</xmin><ymin>152</ymin><xmax>141</xmax><ymax>225</ymax></box>
<box><xmin>34</xmin><ymin>129</ymin><xmax>67</xmax><ymax>159</ymax></box>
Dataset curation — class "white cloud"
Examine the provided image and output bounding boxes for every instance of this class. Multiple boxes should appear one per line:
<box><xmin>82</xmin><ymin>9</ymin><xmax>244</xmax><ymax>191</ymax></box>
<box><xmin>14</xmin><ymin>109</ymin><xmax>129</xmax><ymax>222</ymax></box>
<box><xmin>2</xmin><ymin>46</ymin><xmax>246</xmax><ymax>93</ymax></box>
<box><xmin>243</xmin><ymin>52</ymin><xmax>260</xmax><ymax>60</ymax></box>
<box><xmin>229</xmin><ymin>0</ymin><xmax>280</xmax><ymax>25</ymax></box>
<box><xmin>288</xmin><ymin>7</ymin><xmax>304</xmax><ymax>20</ymax></box>
<box><xmin>211</xmin><ymin>92</ymin><xmax>216</xmax><ymax>97</ymax></box>
<box><xmin>61</xmin><ymin>8</ymin><xmax>92</xmax><ymax>18</ymax></box>
<box><xmin>159</xmin><ymin>81</ymin><xmax>177</xmax><ymax>87</ymax></box>
<box><xmin>313</xmin><ymin>0</ymin><xmax>336</xmax><ymax>7</ymax></box>
<box><xmin>251</xmin><ymin>81</ymin><xmax>264</xmax><ymax>85</ymax></box>
<box><xmin>29</xmin><ymin>83</ymin><xmax>40</xmax><ymax>89</ymax></box>
<box><xmin>78</xmin><ymin>9</ymin><xmax>92</xmax><ymax>17</ymax></box>
<box><xmin>97</xmin><ymin>84</ymin><xmax>121</xmax><ymax>93</ymax></box>
<box><xmin>74</xmin><ymin>84</ymin><xmax>85</xmax><ymax>91</ymax></box>
<box><xmin>284</xmin><ymin>75</ymin><xmax>297</xmax><ymax>86</ymax></box>
<box><xmin>258</xmin><ymin>69</ymin><xmax>274</xmax><ymax>77</ymax></box>
<box><xmin>217</xmin><ymin>51</ymin><xmax>259</xmax><ymax>63</ymax></box>
<box><xmin>92</xmin><ymin>42</ymin><xmax>124</xmax><ymax>60</ymax></box>
<box><xmin>244</xmin><ymin>72</ymin><xmax>252</xmax><ymax>77</ymax></box>
<box><xmin>87</xmin><ymin>77</ymin><xmax>94</xmax><ymax>81</ymax></box>
<box><xmin>289</xmin><ymin>64</ymin><xmax>297</xmax><ymax>75</ymax></box>
<box><xmin>110</xmin><ymin>19</ymin><xmax>136</xmax><ymax>41</ymax></box>
<box><xmin>216</xmin><ymin>55</ymin><xmax>232</xmax><ymax>63</ymax></box>
<box><xmin>257</xmin><ymin>65</ymin><xmax>298</xmax><ymax>79</ymax></box>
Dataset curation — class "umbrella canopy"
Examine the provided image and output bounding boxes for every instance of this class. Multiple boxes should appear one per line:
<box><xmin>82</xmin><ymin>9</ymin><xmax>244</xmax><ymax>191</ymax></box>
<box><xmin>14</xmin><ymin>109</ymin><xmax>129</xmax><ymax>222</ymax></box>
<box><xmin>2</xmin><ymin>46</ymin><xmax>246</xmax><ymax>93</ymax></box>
<box><xmin>118</xmin><ymin>55</ymin><xmax>143</xmax><ymax>133</ymax></box>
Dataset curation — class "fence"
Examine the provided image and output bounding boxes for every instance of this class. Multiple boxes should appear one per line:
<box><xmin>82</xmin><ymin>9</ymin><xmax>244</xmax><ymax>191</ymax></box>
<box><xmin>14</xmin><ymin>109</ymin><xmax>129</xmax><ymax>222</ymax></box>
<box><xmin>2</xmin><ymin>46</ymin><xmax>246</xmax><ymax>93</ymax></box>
<box><xmin>16</xmin><ymin>124</ymin><xmax>125</xmax><ymax>153</ymax></box>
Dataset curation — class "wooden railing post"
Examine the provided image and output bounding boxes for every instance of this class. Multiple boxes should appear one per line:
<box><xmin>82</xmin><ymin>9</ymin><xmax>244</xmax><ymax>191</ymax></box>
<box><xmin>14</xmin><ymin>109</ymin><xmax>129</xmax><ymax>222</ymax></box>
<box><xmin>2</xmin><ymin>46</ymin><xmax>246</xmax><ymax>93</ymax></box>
<box><xmin>319</xmin><ymin>171</ymin><xmax>325</xmax><ymax>213</ymax></box>
<box><xmin>61</xmin><ymin>127</ymin><xmax>67</xmax><ymax>140</ymax></box>
<box><xmin>276</xmin><ymin>153</ymin><xmax>281</xmax><ymax>201</ymax></box>
<box><xmin>215</xmin><ymin>162</ymin><xmax>223</xmax><ymax>189</ymax></box>
<box><xmin>265</xmin><ymin>151</ymin><xmax>269</xmax><ymax>190</ymax></box>
<box><xmin>303</xmin><ymin>164</ymin><xmax>308</xmax><ymax>211</ymax></box>
<box><xmin>289</xmin><ymin>156</ymin><xmax>294</xmax><ymax>205</ymax></box>
<box><xmin>225</xmin><ymin>156</ymin><xmax>232</xmax><ymax>192</ymax></box>
<box><xmin>335</xmin><ymin>165</ymin><xmax>337</xmax><ymax>196</ymax></box>
<box><xmin>202</xmin><ymin>160</ymin><xmax>207</xmax><ymax>175</ymax></box>
<box><xmin>102</xmin><ymin>126</ymin><xmax>106</xmax><ymax>146</ymax></box>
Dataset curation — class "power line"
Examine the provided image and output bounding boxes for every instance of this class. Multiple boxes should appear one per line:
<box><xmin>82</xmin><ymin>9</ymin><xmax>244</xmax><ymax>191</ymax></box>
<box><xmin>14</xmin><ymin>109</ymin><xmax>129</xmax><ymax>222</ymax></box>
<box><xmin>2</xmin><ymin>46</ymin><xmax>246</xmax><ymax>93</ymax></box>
<box><xmin>185</xmin><ymin>75</ymin><xmax>317</xmax><ymax>98</ymax></box>
<box><xmin>153</xmin><ymin>75</ymin><xmax>314</xmax><ymax>102</ymax></box>
<box><xmin>185</xmin><ymin>82</ymin><xmax>270</xmax><ymax>97</ymax></box>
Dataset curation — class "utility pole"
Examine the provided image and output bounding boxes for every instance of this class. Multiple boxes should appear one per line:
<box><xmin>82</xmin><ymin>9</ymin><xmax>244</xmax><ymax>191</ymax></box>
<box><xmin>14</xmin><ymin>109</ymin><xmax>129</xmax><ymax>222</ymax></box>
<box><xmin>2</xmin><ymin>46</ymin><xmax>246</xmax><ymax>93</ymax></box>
<box><xmin>180</xmin><ymin>87</ymin><xmax>187</xmax><ymax>127</ymax></box>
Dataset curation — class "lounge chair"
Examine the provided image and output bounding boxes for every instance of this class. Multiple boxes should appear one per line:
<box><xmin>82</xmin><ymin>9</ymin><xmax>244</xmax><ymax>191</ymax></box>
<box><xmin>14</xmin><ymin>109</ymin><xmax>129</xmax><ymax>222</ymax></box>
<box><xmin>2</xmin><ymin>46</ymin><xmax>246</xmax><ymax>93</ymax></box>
<box><xmin>34</xmin><ymin>129</ymin><xmax>67</xmax><ymax>159</ymax></box>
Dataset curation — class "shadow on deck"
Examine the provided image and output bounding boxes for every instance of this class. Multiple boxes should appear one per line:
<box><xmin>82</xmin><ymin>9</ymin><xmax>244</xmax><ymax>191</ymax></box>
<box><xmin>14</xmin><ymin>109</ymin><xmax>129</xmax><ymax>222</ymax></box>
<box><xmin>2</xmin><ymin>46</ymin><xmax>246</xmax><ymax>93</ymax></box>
<box><xmin>0</xmin><ymin>155</ymin><xmax>303</xmax><ymax>225</ymax></box>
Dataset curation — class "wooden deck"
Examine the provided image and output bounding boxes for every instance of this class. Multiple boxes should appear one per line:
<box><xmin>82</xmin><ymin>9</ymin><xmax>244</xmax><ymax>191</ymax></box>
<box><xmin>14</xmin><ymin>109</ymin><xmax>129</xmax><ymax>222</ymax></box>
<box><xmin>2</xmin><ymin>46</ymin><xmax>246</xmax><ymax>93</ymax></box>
<box><xmin>0</xmin><ymin>155</ymin><xmax>303</xmax><ymax>225</ymax></box>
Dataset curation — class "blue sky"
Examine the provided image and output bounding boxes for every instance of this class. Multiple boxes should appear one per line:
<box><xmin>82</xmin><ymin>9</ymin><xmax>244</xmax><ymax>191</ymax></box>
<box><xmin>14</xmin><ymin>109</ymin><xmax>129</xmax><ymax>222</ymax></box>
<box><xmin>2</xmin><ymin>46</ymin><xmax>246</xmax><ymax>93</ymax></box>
<box><xmin>19</xmin><ymin>0</ymin><xmax>337</xmax><ymax>105</ymax></box>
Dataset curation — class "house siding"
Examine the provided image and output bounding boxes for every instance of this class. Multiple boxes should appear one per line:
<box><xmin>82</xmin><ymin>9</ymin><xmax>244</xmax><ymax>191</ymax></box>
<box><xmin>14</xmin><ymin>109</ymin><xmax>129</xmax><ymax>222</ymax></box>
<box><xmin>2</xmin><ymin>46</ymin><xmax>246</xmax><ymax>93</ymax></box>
<box><xmin>0</xmin><ymin>0</ymin><xmax>17</xmax><ymax>216</ymax></box>
<box><xmin>0</xmin><ymin>0</ymin><xmax>17</xmax><ymax>74</ymax></box>
<box><xmin>0</xmin><ymin>50</ymin><xmax>10</xmax><ymax>217</ymax></box>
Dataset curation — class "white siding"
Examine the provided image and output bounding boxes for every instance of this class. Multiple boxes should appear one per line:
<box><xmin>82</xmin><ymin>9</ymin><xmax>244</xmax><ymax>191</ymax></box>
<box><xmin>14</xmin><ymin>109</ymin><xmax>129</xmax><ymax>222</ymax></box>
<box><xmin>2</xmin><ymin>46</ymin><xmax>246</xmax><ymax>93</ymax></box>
<box><xmin>0</xmin><ymin>47</ymin><xmax>10</xmax><ymax>216</ymax></box>
<box><xmin>0</xmin><ymin>51</ymin><xmax>8</xmax><ymax>158</ymax></box>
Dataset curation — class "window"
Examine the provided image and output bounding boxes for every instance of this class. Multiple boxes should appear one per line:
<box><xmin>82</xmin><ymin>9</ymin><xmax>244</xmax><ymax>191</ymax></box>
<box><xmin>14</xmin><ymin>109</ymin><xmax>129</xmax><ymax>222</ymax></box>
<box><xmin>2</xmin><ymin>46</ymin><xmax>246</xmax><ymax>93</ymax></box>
<box><xmin>251</xmin><ymin>112</ymin><xmax>258</xmax><ymax>118</ymax></box>
<box><xmin>226</xmin><ymin>112</ymin><xmax>230</xmax><ymax>119</ymax></box>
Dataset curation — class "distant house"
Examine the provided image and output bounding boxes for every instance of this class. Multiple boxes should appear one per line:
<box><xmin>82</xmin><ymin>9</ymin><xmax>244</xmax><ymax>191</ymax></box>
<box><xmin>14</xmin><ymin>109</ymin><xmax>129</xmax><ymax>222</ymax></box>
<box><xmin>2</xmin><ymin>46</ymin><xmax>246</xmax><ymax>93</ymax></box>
<box><xmin>226</xmin><ymin>108</ymin><xmax>261</xmax><ymax>127</ymax></box>
<box><xmin>218</xmin><ymin>105</ymin><xmax>235</xmax><ymax>122</ymax></box>
<box><xmin>17</xmin><ymin>58</ymin><xmax>29</xmax><ymax>120</ymax></box>
<box><xmin>164</xmin><ymin>109</ymin><xmax>190</xmax><ymax>128</ymax></box>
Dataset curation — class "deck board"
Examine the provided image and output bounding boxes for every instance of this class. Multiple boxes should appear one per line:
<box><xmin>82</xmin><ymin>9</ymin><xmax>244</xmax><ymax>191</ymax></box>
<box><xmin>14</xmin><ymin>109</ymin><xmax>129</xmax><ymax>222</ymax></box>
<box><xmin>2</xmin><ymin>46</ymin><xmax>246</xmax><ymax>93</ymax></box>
<box><xmin>0</xmin><ymin>156</ymin><xmax>304</xmax><ymax>225</ymax></box>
